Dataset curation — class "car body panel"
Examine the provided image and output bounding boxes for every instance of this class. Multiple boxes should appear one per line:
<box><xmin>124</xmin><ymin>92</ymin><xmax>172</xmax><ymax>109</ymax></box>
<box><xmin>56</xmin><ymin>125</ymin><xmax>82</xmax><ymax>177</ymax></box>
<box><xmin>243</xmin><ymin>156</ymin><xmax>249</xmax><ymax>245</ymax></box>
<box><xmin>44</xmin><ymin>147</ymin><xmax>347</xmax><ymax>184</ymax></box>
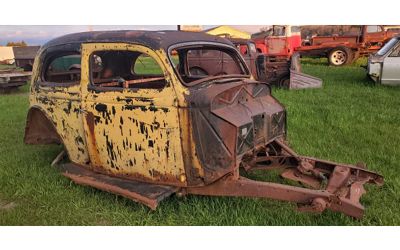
<box><xmin>23</xmin><ymin>31</ymin><xmax>383</xmax><ymax>218</ymax></box>
<box><xmin>80</xmin><ymin>43</ymin><xmax>187</xmax><ymax>186</ymax></box>
<box><xmin>368</xmin><ymin>36</ymin><xmax>400</xmax><ymax>85</ymax></box>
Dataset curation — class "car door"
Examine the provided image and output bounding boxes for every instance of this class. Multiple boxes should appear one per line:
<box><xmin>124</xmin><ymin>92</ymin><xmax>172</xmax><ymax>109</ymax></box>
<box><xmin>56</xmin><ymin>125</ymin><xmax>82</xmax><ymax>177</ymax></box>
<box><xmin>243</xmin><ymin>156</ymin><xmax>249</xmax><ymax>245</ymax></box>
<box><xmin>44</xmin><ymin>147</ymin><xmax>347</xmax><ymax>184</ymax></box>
<box><xmin>381</xmin><ymin>42</ymin><xmax>400</xmax><ymax>85</ymax></box>
<box><xmin>80</xmin><ymin>43</ymin><xmax>186</xmax><ymax>185</ymax></box>
<box><xmin>363</xmin><ymin>25</ymin><xmax>386</xmax><ymax>45</ymax></box>
<box><xmin>33</xmin><ymin>47</ymin><xmax>89</xmax><ymax>165</ymax></box>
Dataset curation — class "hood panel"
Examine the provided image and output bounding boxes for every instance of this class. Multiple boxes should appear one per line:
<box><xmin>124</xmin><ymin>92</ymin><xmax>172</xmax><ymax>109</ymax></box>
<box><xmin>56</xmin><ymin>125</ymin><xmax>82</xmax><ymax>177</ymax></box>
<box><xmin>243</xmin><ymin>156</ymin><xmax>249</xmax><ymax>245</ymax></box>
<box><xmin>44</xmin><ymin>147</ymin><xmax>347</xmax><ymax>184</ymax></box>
<box><xmin>186</xmin><ymin>79</ymin><xmax>286</xmax><ymax>183</ymax></box>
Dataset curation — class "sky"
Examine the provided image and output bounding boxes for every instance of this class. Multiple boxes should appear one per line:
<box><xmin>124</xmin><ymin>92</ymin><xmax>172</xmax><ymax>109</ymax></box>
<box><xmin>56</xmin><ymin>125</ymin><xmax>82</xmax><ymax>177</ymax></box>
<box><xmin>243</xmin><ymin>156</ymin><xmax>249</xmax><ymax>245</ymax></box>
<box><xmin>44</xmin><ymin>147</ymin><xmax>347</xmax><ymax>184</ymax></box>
<box><xmin>0</xmin><ymin>25</ymin><xmax>267</xmax><ymax>46</ymax></box>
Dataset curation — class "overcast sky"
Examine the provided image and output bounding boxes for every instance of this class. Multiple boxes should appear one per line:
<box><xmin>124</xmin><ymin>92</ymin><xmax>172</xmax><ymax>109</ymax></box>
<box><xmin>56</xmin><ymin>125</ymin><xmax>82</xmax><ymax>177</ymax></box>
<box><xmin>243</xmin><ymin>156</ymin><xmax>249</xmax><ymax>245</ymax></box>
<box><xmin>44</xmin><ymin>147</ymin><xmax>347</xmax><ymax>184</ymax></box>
<box><xmin>0</xmin><ymin>25</ymin><xmax>267</xmax><ymax>46</ymax></box>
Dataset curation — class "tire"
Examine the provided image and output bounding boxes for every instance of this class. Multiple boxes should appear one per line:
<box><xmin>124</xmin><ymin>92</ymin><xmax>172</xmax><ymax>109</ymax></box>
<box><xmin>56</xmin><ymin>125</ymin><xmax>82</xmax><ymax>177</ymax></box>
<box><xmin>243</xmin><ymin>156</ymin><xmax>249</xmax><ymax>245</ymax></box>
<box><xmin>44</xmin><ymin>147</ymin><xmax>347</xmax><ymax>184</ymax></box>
<box><xmin>328</xmin><ymin>47</ymin><xmax>353</xmax><ymax>66</ymax></box>
<box><xmin>278</xmin><ymin>75</ymin><xmax>290</xmax><ymax>89</ymax></box>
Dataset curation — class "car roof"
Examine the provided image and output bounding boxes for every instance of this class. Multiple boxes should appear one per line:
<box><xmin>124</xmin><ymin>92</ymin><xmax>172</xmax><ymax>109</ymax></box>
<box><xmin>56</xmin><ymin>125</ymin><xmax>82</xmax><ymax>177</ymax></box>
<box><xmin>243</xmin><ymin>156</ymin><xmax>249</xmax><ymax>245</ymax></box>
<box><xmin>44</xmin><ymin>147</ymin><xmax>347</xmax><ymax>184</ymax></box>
<box><xmin>41</xmin><ymin>30</ymin><xmax>234</xmax><ymax>52</ymax></box>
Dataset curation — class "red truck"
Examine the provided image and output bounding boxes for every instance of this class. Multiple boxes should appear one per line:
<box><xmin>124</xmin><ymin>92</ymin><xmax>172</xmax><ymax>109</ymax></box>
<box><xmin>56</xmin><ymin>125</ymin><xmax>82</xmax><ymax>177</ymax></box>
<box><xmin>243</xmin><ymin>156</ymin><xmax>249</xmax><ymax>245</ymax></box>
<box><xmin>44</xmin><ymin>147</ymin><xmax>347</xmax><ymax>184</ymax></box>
<box><xmin>253</xmin><ymin>25</ymin><xmax>400</xmax><ymax>66</ymax></box>
<box><xmin>253</xmin><ymin>25</ymin><xmax>302</xmax><ymax>58</ymax></box>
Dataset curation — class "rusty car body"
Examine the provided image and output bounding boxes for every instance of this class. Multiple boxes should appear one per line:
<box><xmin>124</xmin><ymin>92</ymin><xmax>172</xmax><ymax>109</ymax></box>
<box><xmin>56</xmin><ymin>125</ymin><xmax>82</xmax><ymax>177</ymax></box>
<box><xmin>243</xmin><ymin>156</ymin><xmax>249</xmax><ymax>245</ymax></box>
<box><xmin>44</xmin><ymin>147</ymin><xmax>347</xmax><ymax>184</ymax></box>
<box><xmin>187</xmin><ymin>37</ymin><xmax>321</xmax><ymax>89</ymax></box>
<box><xmin>230</xmin><ymin>38</ymin><xmax>322</xmax><ymax>89</ymax></box>
<box><xmin>24</xmin><ymin>30</ymin><xmax>383</xmax><ymax>218</ymax></box>
<box><xmin>297</xmin><ymin>25</ymin><xmax>400</xmax><ymax>66</ymax></box>
<box><xmin>252</xmin><ymin>25</ymin><xmax>400</xmax><ymax>66</ymax></box>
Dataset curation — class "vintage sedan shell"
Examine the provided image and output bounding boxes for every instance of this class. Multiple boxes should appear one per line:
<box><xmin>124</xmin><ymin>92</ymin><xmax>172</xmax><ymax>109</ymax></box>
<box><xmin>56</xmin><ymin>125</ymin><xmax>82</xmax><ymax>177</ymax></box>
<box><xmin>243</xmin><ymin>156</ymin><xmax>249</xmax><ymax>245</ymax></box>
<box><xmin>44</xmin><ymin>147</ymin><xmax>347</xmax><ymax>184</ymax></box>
<box><xmin>24</xmin><ymin>30</ymin><xmax>273</xmax><ymax>186</ymax></box>
<box><xmin>24</xmin><ymin>30</ymin><xmax>383</xmax><ymax>218</ymax></box>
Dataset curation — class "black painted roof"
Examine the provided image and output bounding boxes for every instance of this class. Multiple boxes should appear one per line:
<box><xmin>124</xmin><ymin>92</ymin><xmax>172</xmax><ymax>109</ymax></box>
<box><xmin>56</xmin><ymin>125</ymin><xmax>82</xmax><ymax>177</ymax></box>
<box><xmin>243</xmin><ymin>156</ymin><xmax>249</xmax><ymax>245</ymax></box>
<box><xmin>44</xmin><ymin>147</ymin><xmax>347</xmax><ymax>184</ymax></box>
<box><xmin>41</xmin><ymin>30</ymin><xmax>234</xmax><ymax>51</ymax></box>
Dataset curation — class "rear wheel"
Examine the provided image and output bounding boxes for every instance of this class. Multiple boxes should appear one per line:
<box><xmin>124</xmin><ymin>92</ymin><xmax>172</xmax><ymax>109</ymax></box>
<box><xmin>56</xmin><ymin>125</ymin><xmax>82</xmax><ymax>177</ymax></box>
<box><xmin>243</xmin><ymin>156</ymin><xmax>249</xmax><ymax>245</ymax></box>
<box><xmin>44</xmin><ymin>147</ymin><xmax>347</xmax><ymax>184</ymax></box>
<box><xmin>328</xmin><ymin>47</ymin><xmax>353</xmax><ymax>66</ymax></box>
<box><xmin>278</xmin><ymin>75</ymin><xmax>290</xmax><ymax>89</ymax></box>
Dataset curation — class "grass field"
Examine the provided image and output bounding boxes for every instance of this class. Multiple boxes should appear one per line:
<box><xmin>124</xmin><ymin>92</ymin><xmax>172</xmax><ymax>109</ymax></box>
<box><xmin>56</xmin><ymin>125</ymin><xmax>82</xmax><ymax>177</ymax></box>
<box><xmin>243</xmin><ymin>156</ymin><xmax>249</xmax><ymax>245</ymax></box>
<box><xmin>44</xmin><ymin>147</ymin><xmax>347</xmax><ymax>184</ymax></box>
<box><xmin>0</xmin><ymin>58</ymin><xmax>399</xmax><ymax>225</ymax></box>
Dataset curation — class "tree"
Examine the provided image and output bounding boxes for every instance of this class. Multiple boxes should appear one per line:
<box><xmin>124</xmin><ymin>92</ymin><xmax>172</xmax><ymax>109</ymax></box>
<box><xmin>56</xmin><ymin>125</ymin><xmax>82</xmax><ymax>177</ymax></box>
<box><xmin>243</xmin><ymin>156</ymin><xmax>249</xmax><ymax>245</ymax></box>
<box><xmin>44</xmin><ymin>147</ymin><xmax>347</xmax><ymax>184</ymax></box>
<box><xmin>6</xmin><ymin>41</ymin><xmax>27</xmax><ymax>46</ymax></box>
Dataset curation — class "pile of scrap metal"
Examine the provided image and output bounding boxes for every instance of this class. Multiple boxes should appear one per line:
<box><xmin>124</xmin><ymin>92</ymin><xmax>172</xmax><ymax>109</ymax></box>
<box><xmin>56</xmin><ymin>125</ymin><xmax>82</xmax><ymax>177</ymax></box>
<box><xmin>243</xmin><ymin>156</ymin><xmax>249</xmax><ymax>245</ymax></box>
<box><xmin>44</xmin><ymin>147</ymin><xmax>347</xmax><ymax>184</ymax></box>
<box><xmin>24</xmin><ymin>30</ymin><xmax>382</xmax><ymax>219</ymax></box>
<box><xmin>229</xmin><ymin>38</ymin><xmax>322</xmax><ymax>89</ymax></box>
<box><xmin>0</xmin><ymin>69</ymin><xmax>31</xmax><ymax>93</ymax></box>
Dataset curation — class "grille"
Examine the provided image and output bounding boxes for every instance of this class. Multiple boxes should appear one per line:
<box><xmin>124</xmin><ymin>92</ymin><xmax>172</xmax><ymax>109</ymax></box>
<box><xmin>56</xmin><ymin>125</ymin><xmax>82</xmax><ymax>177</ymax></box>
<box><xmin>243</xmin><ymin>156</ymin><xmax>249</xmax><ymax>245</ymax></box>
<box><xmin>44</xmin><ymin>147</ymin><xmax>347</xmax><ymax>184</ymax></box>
<box><xmin>237</xmin><ymin>123</ymin><xmax>254</xmax><ymax>155</ymax></box>
<box><xmin>269</xmin><ymin>111</ymin><xmax>285</xmax><ymax>139</ymax></box>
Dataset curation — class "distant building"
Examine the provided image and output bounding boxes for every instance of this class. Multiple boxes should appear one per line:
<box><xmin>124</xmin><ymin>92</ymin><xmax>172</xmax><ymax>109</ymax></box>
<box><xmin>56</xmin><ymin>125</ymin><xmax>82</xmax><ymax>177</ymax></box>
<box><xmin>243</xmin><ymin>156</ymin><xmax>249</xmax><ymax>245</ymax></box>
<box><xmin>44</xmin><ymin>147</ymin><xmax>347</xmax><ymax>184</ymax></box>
<box><xmin>204</xmin><ymin>25</ymin><xmax>251</xmax><ymax>39</ymax></box>
<box><xmin>12</xmin><ymin>46</ymin><xmax>40</xmax><ymax>70</ymax></box>
<box><xmin>0</xmin><ymin>46</ymin><xmax>15</xmax><ymax>64</ymax></box>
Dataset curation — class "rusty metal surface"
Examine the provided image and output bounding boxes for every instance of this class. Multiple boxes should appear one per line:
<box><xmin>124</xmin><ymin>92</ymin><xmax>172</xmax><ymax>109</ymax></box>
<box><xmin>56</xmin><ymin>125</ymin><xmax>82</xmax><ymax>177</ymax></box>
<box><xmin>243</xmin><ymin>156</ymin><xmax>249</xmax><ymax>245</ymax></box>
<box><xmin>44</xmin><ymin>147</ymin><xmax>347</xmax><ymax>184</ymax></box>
<box><xmin>24</xmin><ymin>30</ymin><xmax>383</xmax><ymax>219</ymax></box>
<box><xmin>287</xmin><ymin>53</ymin><xmax>322</xmax><ymax>89</ymax></box>
<box><xmin>187</xmin><ymin>79</ymin><xmax>285</xmax><ymax>183</ymax></box>
<box><xmin>186</xmin><ymin>139</ymin><xmax>383</xmax><ymax>218</ymax></box>
<box><xmin>289</xmin><ymin>70</ymin><xmax>322</xmax><ymax>89</ymax></box>
<box><xmin>227</xmin><ymin>38</ymin><xmax>292</xmax><ymax>86</ymax></box>
<box><xmin>255</xmin><ymin>55</ymin><xmax>290</xmax><ymax>85</ymax></box>
<box><xmin>297</xmin><ymin>25</ymin><xmax>400</xmax><ymax>57</ymax></box>
<box><xmin>60</xmin><ymin>163</ymin><xmax>179</xmax><ymax>210</ymax></box>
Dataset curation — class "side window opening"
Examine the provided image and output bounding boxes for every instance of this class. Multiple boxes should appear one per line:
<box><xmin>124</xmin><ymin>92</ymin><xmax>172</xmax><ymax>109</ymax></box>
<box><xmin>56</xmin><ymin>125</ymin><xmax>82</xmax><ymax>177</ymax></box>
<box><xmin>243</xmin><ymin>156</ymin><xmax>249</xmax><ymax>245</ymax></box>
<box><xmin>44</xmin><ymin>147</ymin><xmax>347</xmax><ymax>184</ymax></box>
<box><xmin>43</xmin><ymin>52</ymin><xmax>81</xmax><ymax>84</ymax></box>
<box><xmin>133</xmin><ymin>54</ymin><xmax>163</xmax><ymax>75</ymax></box>
<box><xmin>90</xmin><ymin>50</ymin><xmax>166</xmax><ymax>90</ymax></box>
<box><xmin>290</xmin><ymin>26</ymin><xmax>301</xmax><ymax>33</ymax></box>
<box><xmin>367</xmin><ymin>25</ymin><xmax>382</xmax><ymax>33</ymax></box>
<box><xmin>170</xmin><ymin>46</ymin><xmax>248</xmax><ymax>85</ymax></box>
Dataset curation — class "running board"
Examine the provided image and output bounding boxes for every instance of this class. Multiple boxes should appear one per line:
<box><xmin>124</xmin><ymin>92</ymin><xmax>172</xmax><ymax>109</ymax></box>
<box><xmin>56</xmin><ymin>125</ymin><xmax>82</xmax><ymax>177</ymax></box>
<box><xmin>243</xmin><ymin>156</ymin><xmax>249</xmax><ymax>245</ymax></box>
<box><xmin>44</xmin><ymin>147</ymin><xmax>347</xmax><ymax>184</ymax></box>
<box><xmin>59</xmin><ymin>163</ymin><xmax>179</xmax><ymax>210</ymax></box>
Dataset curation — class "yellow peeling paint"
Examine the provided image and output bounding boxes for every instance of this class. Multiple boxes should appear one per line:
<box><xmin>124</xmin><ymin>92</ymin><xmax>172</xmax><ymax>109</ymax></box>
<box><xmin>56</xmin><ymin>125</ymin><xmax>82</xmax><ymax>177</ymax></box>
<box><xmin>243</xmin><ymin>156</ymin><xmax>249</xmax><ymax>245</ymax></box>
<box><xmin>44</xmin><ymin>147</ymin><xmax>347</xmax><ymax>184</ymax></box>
<box><xmin>80</xmin><ymin>43</ymin><xmax>187</xmax><ymax>185</ymax></box>
<box><xmin>28</xmin><ymin>42</ymin><xmax>206</xmax><ymax>187</ymax></box>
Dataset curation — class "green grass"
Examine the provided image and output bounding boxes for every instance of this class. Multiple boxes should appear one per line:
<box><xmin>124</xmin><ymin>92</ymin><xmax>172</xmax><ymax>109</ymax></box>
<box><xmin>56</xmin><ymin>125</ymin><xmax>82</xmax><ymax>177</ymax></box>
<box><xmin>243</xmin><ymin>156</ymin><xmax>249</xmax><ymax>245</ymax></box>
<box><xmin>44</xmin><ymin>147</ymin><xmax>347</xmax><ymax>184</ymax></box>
<box><xmin>1</xmin><ymin>58</ymin><xmax>399</xmax><ymax>225</ymax></box>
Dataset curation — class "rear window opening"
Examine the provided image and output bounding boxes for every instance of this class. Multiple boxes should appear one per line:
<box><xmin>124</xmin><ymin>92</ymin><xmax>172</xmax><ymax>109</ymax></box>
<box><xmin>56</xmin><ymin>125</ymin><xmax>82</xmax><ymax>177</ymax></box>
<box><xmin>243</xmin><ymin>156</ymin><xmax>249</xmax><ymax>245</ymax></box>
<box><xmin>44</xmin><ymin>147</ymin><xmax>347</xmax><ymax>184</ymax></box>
<box><xmin>90</xmin><ymin>50</ymin><xmax>166</xmax><ymax>90</ymax></box>
<box><xmin>43</xmin><ymin>53</ymin><xmax>81</xmax><ymax>84</ymax></box>
<box><xmin>169</xmin><ymin>44</ymin><xmax>249</xmax><ymax>86</ymax></box>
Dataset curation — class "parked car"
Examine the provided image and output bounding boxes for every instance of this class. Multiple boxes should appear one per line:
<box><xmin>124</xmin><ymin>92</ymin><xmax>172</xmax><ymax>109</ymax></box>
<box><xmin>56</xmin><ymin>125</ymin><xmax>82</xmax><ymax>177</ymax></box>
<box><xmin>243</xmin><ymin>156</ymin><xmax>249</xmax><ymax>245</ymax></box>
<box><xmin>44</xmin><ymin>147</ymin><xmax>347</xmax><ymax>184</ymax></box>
<box><xmin>24</xmin><ymin>30</ymin><xmax>382</xmax><ymax>218</ymax></box>
<box><xmin>367</xmin><ymin>36</ymin><xmax>400</xmax><ymax>85</ymax></box>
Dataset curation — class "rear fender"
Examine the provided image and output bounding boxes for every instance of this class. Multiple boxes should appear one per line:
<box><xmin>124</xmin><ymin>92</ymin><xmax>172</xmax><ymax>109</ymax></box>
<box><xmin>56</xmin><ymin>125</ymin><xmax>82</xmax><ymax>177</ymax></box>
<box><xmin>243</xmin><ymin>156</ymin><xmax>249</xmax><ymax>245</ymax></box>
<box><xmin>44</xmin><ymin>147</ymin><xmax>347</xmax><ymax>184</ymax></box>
<box><xmin>24</xmin><ymin>106</ymin><xmax>61</xmax><ymax>145</ymax></box>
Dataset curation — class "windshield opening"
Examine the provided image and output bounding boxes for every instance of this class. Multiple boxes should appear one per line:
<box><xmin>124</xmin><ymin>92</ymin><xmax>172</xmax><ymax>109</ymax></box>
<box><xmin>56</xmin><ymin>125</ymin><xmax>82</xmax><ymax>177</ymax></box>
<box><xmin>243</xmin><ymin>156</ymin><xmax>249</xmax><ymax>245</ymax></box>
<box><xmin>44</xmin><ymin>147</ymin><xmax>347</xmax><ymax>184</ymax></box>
<box><xmin>168</xmin><ymin>44</ymin><xmax>249</xmax><ymax>86</ymax></box>
<box><xmin>377</xmin><ymin>37</ymin><xmax>400</xmax><ymax>56</ymax></box>
<box><xmin>272</xmin><ymin>26</ymin><xmax>286</xmax><ymax>36</ymax></box>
